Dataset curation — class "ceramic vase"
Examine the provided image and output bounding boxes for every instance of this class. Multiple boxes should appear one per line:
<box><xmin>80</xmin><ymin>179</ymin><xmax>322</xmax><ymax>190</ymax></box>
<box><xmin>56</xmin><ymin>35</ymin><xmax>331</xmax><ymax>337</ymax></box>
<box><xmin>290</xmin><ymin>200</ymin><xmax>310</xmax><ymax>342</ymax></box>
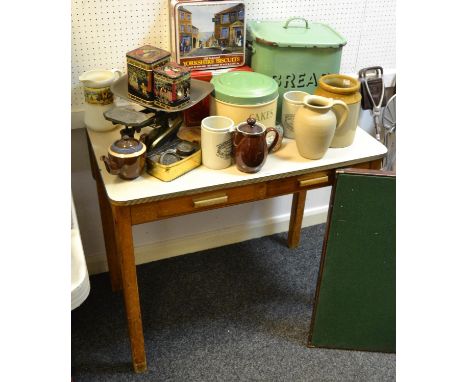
<box><xmin>314</xmin><ymin>74</ymin><xmax>361</xmax><ymax>147</ymax></box>
<box><xmin>294</xmin><ymin>95</ymin><xmax>349</xmax><ymax>160</ymax></box>
<box><xmin>79</xmin><ymin>69</ymin><xmax>123</xmax><ymax>132</ymax></box>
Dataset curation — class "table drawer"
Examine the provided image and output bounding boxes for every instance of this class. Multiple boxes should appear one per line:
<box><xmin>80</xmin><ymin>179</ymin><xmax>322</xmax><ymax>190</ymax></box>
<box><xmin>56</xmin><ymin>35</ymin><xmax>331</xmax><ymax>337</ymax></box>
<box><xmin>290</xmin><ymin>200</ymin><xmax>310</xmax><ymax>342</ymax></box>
<box><xmin>266</xmin><ymin>171</ymin><xmax>333</xmax><ymax>197</ymax></box>
<box><xmin>131</xmin><ymin>183</ymin><xmax>266</xmax><ymax>224</ymax></box>
<box><xmin>129</xmin><ymin>164</ymin><xmax>373</xmax><ymax>225</ymax></box>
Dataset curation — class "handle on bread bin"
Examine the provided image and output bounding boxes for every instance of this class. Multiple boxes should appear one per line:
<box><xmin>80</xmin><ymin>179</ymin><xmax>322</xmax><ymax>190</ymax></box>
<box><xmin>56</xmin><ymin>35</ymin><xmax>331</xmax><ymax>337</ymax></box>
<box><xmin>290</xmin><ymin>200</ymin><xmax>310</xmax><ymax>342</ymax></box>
<box><xmin>246</xmin><ymin>41</ymin><xmax>255</xmax><ymax>54</ymax></box>
<box><xmin>283</xmin><ymin>17</ymin><xmax>309</xmax><ymax>29</ymax></box>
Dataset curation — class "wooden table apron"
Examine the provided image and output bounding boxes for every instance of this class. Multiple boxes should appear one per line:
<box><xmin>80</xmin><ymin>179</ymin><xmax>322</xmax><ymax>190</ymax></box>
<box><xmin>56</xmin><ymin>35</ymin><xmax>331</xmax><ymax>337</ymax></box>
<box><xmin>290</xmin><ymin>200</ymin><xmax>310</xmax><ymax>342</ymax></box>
<box><xmin>85</xmin><ymin>128</ymin><xmax>386</xmax><ymax>373</ymax></box>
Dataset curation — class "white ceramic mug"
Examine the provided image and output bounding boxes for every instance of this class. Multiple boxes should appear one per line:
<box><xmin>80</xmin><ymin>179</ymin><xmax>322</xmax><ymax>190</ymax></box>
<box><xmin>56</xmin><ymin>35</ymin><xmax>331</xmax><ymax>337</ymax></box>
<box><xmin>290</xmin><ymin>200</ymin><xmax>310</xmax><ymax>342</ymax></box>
<box><xmin>281</xmin><ymin>91</ymin><xmax>310</xmax><ymax>139</ymax></box>
<box><xmin>201</xmin><ymin>116</ymin><xmax>235</xmax><ymax>170</ymax></box>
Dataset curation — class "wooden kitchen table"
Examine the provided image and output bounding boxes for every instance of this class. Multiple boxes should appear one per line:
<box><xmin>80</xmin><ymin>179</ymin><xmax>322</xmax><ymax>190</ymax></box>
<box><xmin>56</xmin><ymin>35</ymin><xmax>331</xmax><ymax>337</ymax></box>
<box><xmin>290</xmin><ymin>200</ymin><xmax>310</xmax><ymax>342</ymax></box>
<box><xmin>86</xmin><ymin>126</ymin><xmax>387</xmax><ymax>373</ymax></box>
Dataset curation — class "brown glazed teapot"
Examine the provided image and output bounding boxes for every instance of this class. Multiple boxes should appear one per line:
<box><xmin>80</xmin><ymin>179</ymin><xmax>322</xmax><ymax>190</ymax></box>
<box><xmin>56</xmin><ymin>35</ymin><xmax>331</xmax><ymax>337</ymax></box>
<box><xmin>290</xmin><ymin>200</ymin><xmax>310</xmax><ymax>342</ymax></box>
<box><xmin>101</xmin><ymin>134</ymin><xmax>147</xmax><ymax>180</ymax></box>
<box><xmin>232</xmin><ymin>117</ymin><xmax>279</xmax><ymax>173</ymax></box>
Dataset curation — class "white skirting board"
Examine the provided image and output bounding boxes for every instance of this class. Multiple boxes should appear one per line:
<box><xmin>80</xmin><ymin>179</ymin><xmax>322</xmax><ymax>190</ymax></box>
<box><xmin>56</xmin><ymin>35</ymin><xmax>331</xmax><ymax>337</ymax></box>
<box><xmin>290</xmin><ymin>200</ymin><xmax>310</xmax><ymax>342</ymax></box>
<box><xmin>85</xmin><ymin>204</ymin><xmax>328</xmax><ymax>275</ymax></box>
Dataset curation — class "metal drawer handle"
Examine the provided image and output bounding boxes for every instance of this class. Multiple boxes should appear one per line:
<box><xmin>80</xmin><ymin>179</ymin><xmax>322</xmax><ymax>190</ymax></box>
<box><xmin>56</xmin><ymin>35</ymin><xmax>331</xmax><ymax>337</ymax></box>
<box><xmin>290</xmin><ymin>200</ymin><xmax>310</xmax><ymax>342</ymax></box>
<box><xmin>299</xmin><ymin>176</ymin><xmax>329</xmax><ymax>187</ymax></box>
<box><xmin>193</xmin><ymin>195</ymin><xmax>228</xmax><ymax>208</ymax></box>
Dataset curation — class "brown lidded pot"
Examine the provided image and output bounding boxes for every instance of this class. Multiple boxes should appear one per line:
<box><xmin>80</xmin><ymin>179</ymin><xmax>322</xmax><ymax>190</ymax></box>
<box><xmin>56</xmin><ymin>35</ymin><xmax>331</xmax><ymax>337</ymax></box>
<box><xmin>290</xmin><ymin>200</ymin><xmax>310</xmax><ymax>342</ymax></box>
<box><xmin>101</xmin><ymin>134</ymin><xmax>147</xmax><ymax>180</ymax></box>
<box><xmin>232</xmin><ymin>117</ymin><xmax>279</xmax><ymax>174</ymax></box>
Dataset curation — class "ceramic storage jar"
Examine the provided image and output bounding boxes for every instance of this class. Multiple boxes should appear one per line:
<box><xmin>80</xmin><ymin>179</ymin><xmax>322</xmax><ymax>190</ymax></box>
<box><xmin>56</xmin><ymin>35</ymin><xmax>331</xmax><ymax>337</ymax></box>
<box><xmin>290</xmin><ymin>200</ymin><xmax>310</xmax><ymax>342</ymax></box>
<box><xmin>314</xmin><ymin>74</ymin><xmax>361</xmax><ymax>147</ymax></box>
<box><xmin>209</xmin><ymin>71</ymin><xmax>278</xmax><ymax>128</ymax></box>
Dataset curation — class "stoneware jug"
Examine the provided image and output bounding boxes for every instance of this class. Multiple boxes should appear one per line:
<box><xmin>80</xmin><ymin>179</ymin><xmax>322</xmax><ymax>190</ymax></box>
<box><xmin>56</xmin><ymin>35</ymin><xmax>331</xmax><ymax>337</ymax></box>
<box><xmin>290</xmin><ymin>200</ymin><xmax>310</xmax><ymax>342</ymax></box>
<box><xmin>232</xmin><ymin>117</ymin><xmax>279</xmax><ymax>173</ymax></box>
<box><xmin>294</xmin><ymin>95</ymin><xmax>349</xmax><ymax>160</ymax></box>
<box><xmin>100</xmin><ymin>133</ymin><xmax>147</xmax><ymax>180</ymax></box>
<box><xmin>79</xmin><ymin>68</ymin><xmax>123</xmax><ymax>132</ymax></box>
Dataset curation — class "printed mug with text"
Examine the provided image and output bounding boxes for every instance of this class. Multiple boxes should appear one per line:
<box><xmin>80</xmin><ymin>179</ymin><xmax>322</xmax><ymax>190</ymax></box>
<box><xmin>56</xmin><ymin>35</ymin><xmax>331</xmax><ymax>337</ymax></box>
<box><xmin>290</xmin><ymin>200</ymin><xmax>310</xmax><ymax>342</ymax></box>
<box><xmin>201</xmin><ymin>116</ymin><xmax>235</xmax><ymax>170</ymax></box>
<box><xmin>281</xmin><ymin>91</ymin><xmax>310</xmax><ymax>139</ymax></box>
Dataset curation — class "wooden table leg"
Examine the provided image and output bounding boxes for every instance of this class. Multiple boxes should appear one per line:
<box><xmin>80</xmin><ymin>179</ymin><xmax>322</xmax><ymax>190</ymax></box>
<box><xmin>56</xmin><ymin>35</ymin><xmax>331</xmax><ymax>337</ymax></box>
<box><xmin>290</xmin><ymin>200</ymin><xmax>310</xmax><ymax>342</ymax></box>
<box><xmin>112</xmin><ymin>205</ymin><xmax>147</xmax><ymax>373</ymax></box>
<box><xmin>86</xmin><ymin>130</ymin><xmax>122</xmax><ymax>292</ymax></box>
<box><xmin>96</xmin><ymin>176</ymin><xmax>122</xmax><ymax>292</ymax></box>
<box><xmin>288</xmin><ymin>190</ymin><xmax>307</xmax><ymax>248</ymax></box>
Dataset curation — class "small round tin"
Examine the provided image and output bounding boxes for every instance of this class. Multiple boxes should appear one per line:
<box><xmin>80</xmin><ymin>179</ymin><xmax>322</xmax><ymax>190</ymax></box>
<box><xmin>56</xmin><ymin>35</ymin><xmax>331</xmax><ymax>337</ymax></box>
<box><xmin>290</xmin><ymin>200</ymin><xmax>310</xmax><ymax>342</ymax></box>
<box><xmin>176</xmin><ymin>141</ymin><xmax>196</xmax><ymax>157</ymax></box>
<box><xmin>159</xmin><ymin>150</ymin><xmax>180</xmax><ymax>165</ymax></box>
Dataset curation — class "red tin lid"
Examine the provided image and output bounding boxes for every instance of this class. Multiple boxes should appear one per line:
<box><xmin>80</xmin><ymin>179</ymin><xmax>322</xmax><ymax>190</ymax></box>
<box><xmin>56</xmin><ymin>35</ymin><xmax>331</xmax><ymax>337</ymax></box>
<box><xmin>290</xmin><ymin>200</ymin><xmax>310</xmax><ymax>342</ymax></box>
<box><xmin>191</xmin><ymin>65</ymin><xmax>253</xmax><ymax>82</ymax></box>
<box><xmin>126</xmin><ymin>45</ymin><xmax>171</xmax><ymax>64</ymax></box>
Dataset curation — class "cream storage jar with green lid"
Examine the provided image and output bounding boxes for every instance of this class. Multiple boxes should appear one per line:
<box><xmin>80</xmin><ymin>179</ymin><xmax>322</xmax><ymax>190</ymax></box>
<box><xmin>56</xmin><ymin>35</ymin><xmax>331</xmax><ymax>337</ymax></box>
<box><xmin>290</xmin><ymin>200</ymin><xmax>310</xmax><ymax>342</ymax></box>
<box><xmin>209</xmin><ymin>71</ymin><xmax>279</xmax><ymax>128</ymax></box>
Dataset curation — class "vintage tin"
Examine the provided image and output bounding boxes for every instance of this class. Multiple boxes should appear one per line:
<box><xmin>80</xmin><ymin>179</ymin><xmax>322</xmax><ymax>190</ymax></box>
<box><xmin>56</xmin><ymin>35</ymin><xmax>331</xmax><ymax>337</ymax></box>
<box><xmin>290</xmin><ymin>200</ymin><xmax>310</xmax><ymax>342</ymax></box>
<box><xmin>246</xmin><ymin>17</ymin><xmax>346</xmax><ymax>122</ymax></box>
<box><xmin>146</xmin><ymin>140</ymin><xmax>201</xmax><ymax>182</ymax></box>
<box><xmin>169</xmin><ymin>0</ymin><xmax>246</xmax><ymax>70</ymax></box>
<box><xmin>176</xmin><ymin>140</ymin><xmax>197</xmax><ymax>156</ymax></box>
<box><xmin>126</xmin><ymin>45</ymin><xmax>171</xmax><ymax>105</ymax></box>
<box><xmin>153</xmin><ymin>62</ymin><xmax>191</xmax><ymax>110</ymax></box>
<box><xmin>209</xmin><ymin>71</ymin><xmax>278</xmax><ymax>128</ymax></box>
<box><xmin>183</xmin><ymin>65</ymin><xmax>253</xmax><ymax>127</ymax></box>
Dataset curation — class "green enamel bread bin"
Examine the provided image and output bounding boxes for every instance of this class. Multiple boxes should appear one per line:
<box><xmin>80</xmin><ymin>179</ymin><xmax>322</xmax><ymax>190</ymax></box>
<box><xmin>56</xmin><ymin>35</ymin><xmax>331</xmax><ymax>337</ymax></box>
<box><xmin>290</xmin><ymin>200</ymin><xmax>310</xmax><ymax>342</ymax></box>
<box><xmin>247</xmin><ymin>17</ymin><xmax>346</xmax><ymax>122</ymax></box>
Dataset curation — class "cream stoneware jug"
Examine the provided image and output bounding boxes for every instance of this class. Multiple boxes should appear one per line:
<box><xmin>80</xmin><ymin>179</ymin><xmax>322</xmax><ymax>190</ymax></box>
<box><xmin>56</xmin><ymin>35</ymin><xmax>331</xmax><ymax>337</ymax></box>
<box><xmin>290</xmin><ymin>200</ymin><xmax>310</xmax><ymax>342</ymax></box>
<box><xmin>294</xmin><ymin>95</ymin><xmax>349</xmax><ymax>160</ymax></box>
<box><xmin>79</xmin><ymin>68</ymin><xmax>123</xmax><ymax>132</ymax></box>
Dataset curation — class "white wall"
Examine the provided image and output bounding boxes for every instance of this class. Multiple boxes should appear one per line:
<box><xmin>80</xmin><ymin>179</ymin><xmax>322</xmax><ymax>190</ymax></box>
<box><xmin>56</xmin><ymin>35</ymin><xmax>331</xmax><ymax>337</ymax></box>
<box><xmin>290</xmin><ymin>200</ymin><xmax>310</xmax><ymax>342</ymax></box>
<box><xmin>71</xmin><ymin>0</ymin><xmax>396</xmax><ymax>274</ymax></box>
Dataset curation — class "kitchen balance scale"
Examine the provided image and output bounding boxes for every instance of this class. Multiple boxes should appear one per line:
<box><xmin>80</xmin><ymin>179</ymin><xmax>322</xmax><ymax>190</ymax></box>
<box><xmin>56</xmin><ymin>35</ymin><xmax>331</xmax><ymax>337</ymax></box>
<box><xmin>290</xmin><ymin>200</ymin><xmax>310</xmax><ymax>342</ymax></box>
<box><xmin>108</xmin><ymin>75</ymin><xmax>213</xmax><ymax>151</ymax></box>
<box><xmin>104</xmin><ymin>75</ymin><xmax>214</xmax><ymax>181</ymax></box>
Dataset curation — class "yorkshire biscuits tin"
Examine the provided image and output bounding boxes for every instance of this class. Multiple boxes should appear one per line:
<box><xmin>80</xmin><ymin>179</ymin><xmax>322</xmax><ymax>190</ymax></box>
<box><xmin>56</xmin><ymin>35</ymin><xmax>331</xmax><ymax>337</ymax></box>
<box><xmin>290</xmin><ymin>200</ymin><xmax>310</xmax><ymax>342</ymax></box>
<box><xmin>169</xmin><ymin>0</ymin><xmax>246</xmax><ymax>70</ymax></box>
<box><xmin>126</xmin><ymin>45</ymin><xmax>171</xmax><ymax>105</ymax></box>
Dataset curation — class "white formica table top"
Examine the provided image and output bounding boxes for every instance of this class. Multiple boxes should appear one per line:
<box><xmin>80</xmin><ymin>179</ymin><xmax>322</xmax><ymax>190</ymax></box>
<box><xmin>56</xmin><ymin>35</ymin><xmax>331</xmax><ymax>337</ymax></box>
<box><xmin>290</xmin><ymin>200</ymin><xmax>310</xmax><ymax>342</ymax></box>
<box><xmin>87</xmin><ymin>127</ymin><xmax>387</xmax><ymax>205</ymax></box>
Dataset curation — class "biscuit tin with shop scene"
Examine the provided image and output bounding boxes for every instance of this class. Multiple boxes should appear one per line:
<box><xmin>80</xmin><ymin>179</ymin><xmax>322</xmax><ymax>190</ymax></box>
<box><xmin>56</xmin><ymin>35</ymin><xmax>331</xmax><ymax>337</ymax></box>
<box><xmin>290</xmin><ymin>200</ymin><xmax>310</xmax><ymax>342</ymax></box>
<box><xmin>153</xmin><ymin>62</ymin><xmax>191</xmax><ymax>110</ymax></box>
<box><xmin>126</xmin><ymin>45</ymin><xmax>171</xmax><ymax>105</ymax></box>
<box><xmin>169</xmin><ymin>0</ymin><xmax>245</xmax><ymax>70</ymax></box>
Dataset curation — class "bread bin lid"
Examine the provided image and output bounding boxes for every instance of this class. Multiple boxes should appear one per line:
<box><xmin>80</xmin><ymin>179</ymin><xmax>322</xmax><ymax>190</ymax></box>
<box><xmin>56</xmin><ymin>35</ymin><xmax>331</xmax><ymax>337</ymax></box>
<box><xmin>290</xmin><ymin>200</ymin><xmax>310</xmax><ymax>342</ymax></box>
<box><xmin>247</xmin><ymin>18</ymin><xmax>347</xmax><ymax>48</ymax></box>
<box><xmin>211</xmin><ymin>71</ymin><xmax>278</xmax><ymax>105</ymax></box>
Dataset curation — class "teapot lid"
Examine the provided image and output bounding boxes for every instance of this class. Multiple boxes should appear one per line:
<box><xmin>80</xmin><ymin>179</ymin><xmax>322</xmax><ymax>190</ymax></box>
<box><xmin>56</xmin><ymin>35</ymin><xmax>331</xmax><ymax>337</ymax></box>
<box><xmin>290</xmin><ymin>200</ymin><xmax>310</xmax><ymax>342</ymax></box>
<box><xmin>110</xmin><ymin>135</ymin><xmax>145</xmax><ymax>156</ymax></box>
<box><xmin>237</xmin><ymin>117</ymin><xmax>264</xmax><ymax>134</ymax></box>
